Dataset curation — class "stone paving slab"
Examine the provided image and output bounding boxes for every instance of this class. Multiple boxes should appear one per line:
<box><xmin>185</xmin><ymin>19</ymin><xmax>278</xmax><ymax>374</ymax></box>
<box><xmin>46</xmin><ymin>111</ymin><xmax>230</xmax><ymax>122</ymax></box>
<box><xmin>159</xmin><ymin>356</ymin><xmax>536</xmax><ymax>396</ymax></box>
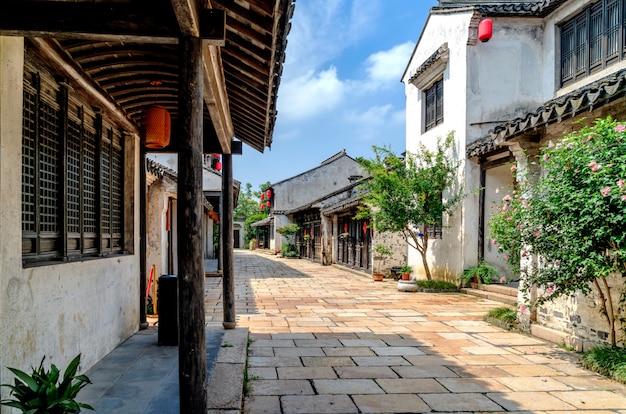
<box><xmin>209</xmin><ymin>250</ymin><xmax>626</xmax><ymax>414</ymax></box>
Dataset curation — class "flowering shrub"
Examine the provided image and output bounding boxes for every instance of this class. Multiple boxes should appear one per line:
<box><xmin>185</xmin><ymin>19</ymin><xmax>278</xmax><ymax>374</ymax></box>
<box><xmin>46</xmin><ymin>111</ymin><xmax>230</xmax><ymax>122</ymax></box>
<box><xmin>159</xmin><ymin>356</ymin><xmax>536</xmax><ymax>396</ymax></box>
<box><xmin>489</xmin><ymin>117</ymin><xmax>626</xmax><ymax>345</ymax></box>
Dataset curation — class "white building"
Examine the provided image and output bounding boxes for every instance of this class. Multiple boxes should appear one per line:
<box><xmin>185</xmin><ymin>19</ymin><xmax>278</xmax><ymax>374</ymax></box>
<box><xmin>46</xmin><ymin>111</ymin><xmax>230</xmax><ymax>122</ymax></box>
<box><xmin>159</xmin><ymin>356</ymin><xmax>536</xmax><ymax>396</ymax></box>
<box><xmin>403</xmin><ymin>0</ymin><xmax>626</xmax><ymax>347</ymax></box>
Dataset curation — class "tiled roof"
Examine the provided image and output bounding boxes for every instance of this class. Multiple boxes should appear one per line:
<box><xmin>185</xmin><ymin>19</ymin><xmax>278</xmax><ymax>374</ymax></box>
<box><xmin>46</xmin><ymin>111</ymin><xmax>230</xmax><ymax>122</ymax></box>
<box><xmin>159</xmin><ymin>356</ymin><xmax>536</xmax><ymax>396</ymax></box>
<box><xmin>434</xmin><ymin>0</ymin><xmax>567</xmax><ymax>16</ymax></box>
<box><xmin>467</xmin><ymin>68</ymin><xmax>626</xmax><ymax>157</ymax></box>
<box><xmin>408</xmin><ymin>43</ymin><xmax>449</xmax><ymax>85</ymax></box>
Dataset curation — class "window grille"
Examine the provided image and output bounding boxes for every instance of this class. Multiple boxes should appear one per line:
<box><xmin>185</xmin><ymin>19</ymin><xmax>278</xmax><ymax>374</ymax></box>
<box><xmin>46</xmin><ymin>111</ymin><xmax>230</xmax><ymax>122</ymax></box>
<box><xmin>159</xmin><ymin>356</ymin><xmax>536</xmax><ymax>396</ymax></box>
<box><xmin>560</xmin><ymin>0</ymin><xmax>626</xmax><ymax>86</ymax></box>
<box><xmin>424</xmin><ymin>79</ymin><xmax>443</xmax><ymax>131</ymax></box>
<box><xmin>22</xmin><ymin>57</ymin><xmax>126</xmax><ymax>264</ymax></box>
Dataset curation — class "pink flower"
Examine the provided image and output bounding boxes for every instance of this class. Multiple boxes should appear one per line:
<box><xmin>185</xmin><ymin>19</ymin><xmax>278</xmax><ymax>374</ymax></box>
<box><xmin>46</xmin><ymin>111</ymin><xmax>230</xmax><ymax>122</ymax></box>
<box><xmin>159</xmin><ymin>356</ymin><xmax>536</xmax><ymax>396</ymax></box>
<box><xmin>499</xmin><ymin>276</ymin><xmax>506</xmax><ymax>284</ymax></box>
<box><xmin>502</xmin><ymin>194</ymin><xmax>512</xmax><ymax>202</ymax></box>
<box><xmin>504</xmin><ymin>254</ymin><xmax>510</xmax><ymax>260</ymax></box>
<box><xmin>492</xmin><ymin>239</ymin><xmax>497</xmax><ymax>244</ymax></box>
<box><xmin>510</xmin><ymin>165</ymin><xmax>517</xmax><ymax>173</ymax></box>
<box><xmin>615</xmin><ymin>124</ymin><xmax>626</xmax><ymax>133</ymax></box>
<box><xmin>534</xmin><ymin>229</ymin><xmax>541</xmax><ymax>239</ymax></box>
<box><xmin>622</xmin><ymin>195</ymin><xmax>626</xmax><ymax>201</ymax></box>
<box><xmin>601</xmin><ymin>186</ymin><xmax>611</xmax><ymax>196</ymax></box>
<box><xmin>520</xmin><ymin>304</ymin><xmax>527</xmax><ymax>313</ymax></box>
<box><xmin>588</xmin><ymin>161</ymin><xmax>601</xmax><ymax>172</ymax></box>
<box><xmin>547</xmin><ymin>287</ymin><xmax>554</xmax><ymax>295</ymax></box>
<box><xmin>506</xmin><ymin>217</ymin><xmax>512</xmax><ymax>222</ymax></box>
<box><xmin>617</xmin><ymin>179</ymin><xmax>625</xmax><ymax>188</ymax></box>
<box><xmin>521</xmin><ymin>251</ymin><xmax>527</xmax><ymax>257</ymax></box>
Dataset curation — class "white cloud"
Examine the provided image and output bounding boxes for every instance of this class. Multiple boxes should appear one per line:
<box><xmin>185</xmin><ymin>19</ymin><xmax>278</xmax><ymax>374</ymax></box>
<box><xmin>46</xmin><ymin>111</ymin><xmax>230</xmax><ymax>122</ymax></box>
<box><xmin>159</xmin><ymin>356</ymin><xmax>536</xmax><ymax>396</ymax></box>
<box><xmin>277</xmin><ymin>67</ymin><xmax>346</xmax><ymax>121</ymax></box>
<box><xmin>344</xmin><ymin>104</ymin><xmax>405</xmax><ymax>141</ymax></box>
<box><xmin>282</xmin><ymin>0</ymin><xmax>380</xmax><ymax>80</ymax></box>
<box><xmin>364</xmin><ymin>41</ymin><xmax>415</xmax><ymax>89</ymax></box>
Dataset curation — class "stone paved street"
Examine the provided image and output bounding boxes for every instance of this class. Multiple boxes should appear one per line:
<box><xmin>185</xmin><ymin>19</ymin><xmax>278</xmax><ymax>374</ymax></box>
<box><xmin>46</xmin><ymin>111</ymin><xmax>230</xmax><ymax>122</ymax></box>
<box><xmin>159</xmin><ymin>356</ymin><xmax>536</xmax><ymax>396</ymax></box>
<box><xmin>205</xmin><ymin>250</ymin><xmax>626</xmax><ymax>413</ymax></box>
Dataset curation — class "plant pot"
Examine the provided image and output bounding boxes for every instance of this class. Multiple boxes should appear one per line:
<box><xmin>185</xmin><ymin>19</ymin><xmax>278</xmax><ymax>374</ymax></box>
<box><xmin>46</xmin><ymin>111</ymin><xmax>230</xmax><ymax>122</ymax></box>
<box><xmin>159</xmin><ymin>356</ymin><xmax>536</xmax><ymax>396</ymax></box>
<box><xmin>373</xmin><ymin>273</ymin><xmax>384</xmax><ymax>282</ymax></box>
<box><xmin>401</xmin><ymin>273</ymin><xmax>410</xmax><ymax>280</ymax></box>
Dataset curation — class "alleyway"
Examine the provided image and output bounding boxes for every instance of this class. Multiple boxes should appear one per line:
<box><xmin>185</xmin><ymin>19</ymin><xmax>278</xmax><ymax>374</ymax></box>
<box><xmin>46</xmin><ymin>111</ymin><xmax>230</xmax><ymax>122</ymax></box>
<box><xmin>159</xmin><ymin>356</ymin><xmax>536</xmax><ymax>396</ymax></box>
<box><xmin>206</xmin><ymin>249</ymin><xmax>626</xmax><ymax>414</ymax></box>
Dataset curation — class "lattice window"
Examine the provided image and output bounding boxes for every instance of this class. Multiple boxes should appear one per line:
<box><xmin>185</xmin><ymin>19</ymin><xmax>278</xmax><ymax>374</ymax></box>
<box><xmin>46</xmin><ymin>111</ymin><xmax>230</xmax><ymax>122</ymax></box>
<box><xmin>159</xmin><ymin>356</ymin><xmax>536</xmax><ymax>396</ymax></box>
<box><xmin>22</xmin><ymin>56</ymin><xmax>127</xmax><ymax>264</ymax></box>
<box><xmin>424</xmin><ymin>78</ymin><xmax>443</xmax><ymax>132</ymax></box>
<box><xmin>560</xmin><ymin>0</ymin><xmax>626</xmax><ymax>86</ymax></box>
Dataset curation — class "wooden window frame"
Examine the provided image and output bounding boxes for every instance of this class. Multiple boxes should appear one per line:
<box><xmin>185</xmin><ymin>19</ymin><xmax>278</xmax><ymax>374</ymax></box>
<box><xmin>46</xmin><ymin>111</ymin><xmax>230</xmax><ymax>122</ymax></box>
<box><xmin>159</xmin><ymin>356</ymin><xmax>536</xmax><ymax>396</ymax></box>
<box><xmin>22</xmin><ymin>59</ymin><xmax>126</xmax><ymax>265</ymax></box>
<box><xmin>424</xmin><ymin>78</ymin><xmax>444</xmax><ymax>132</ymax></box>
<box><xmin>560</xmin><ymin>0</ymin><xmax>626</xmax><ymax>87</ymax></box>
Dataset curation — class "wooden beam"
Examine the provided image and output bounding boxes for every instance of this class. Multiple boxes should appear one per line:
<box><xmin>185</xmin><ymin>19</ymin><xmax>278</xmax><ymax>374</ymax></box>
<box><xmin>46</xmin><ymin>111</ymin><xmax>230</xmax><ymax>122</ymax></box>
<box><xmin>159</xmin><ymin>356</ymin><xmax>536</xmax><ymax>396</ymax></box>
<box><xmin>177</xmin><ymin>36</ymin><xmax>207</xmax><ymax>413</ymax></box>
<box><xmin>0</xmin><ymin>1</ymin><xmax>224</xmax><ymax>45</ymax></box>
<box><xmin>29</xmin><ymin>38</ymin><xmax>138</xmax><ymax>134</ymax></box>
<box><xmin>202</xmin><ymin>44</ymin><xmax>234</xmax><ymax>154</ymax></box>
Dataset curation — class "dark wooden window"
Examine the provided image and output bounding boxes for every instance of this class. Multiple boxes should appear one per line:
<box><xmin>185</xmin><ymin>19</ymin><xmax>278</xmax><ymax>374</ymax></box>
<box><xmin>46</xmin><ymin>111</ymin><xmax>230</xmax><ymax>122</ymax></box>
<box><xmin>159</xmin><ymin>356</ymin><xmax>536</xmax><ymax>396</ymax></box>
<box><xmin>424</xmin><ymin>78</ymin><xmax>443</xmax><ymax>131</ymax></box>
<box><xmin>560</xmin><ymin>0</ymin><xmax>626</xmax><ymax>86</ymax></box>
<box><xmin>22</xmin><ymin>59</ymin><xmax>125</xmax><ymax>264</ymax></box>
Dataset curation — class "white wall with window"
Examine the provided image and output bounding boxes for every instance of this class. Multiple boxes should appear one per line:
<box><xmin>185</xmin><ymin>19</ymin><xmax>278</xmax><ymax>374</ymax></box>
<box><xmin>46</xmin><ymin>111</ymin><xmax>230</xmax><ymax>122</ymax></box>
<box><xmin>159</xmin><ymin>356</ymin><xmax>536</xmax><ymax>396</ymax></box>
<box><xmin>0</xmin><ymin>39</ymin><xmax>140</xmax><ymax>377</ymax></box>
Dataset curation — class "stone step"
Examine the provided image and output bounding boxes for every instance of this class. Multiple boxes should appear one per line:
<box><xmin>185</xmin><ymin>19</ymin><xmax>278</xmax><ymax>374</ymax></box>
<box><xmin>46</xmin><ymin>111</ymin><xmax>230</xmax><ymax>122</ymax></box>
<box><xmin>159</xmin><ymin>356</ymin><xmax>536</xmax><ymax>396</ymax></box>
<box><xmin>471</xmin><ymin>283</ymin><xmax>518</xmax><ymax>297</ymax></box>
<box><xmin>461</xmin><ymin>287</ymin><xmax>518</xmax><ymax>306</ymax></box>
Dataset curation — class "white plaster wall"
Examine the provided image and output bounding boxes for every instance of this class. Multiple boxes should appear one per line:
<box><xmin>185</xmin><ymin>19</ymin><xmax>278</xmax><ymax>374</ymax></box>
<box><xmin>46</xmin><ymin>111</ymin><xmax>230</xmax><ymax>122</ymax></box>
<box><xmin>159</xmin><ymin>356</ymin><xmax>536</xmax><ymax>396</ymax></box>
<box><xmin>0</xmin><ymin>35</ymin><xmax>25</xmax><ymax>395</ymax></box>
<box><xmin>404</xmin><ymin>12</ymin><xmax>471</xmax><ymax>280</ymax></box>
<box><xmin>404</xmin><ymin>11</ymin><xmax>546</xmax><ymax>281</ymax></box>
<box><xmin>272</xmin><ymin>155</ymin><xmax>364</xmax><ymax>212</ymax></box>
<box><xmin>1</xmin><ymin>38</ymin><xmax>140</xmax><ymax>393</ymax></box>
<box><xmin>483</xmin><ymin>163</ymin><xmax>516</xmax><ymax>277</ymax></box>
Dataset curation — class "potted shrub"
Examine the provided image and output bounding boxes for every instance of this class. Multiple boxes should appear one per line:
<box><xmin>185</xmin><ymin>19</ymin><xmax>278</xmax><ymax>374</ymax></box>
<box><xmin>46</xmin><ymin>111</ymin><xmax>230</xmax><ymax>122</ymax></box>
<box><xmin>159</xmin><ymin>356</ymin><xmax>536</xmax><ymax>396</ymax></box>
<box><xmin>0</xmin><ymin>353</ymin><xmax>94</xmax><ymax>413</ymax></box>
<box><xmin>399</xmin><ymin>265</ymin><xmax>413</xmax><ymax>280</ymax></box>
<box><xmin>372</xmin><ymin>244</ymin><xmax>393</xmax><ymax>281</ymax></box>
<box><xmin>459</xmin><ymin>262</ymin><xmax>498</xmax><ymax>287</ymax></box>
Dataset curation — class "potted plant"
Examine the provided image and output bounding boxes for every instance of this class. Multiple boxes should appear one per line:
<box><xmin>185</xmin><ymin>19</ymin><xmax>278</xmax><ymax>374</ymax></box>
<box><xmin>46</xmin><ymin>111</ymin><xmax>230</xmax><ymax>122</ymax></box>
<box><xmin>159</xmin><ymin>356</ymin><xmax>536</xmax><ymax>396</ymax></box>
<box><xmin>372</xmin><ymin>244</ymin><xmax>393</xmax><ymax>281</ymax></box>
<box><xmin>459</xmin><ymin>261</ymin><xmax>498</xmax><ymax>287</ymax></box>
<box><xmin>399</xmin><ymin>265</ymin><xmax>413</xmax><ymax>281</ymax></box>
<box><xmin>0</xmin><ymin>353</ymin><xmax>94</xmax><ymax>413</ymax></box>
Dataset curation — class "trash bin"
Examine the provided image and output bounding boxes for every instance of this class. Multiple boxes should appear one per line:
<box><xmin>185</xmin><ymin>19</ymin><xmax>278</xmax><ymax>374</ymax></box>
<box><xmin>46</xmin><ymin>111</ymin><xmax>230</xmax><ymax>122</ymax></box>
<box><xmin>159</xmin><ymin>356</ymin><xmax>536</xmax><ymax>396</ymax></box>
<box><xmin>157</xmin><ymin>274</ymin><xmax>178</xmax><ymax>346</ymax></box>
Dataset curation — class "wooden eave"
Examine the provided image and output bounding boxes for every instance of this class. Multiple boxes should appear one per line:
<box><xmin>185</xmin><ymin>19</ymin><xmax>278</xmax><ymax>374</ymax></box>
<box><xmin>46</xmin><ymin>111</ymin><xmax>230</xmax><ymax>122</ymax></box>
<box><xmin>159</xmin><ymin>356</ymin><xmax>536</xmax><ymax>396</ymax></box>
<box><xmin>1</xmin><ymin>0</ymin><xmax>294</xmax><ymax>154</ymax></box>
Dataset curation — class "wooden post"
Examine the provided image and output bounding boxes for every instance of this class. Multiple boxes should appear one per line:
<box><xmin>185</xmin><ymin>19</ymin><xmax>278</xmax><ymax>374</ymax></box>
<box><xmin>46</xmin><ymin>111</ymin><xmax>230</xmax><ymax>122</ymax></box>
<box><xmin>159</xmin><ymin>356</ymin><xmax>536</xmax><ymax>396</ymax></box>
<box><xmin>222</xmin><ymin>152</ymin><xmax>236</xmax><ymax>329</ymax></box>
<box><xmin>177</xmin><ymin>36</ymin><xmax>207</xmax><ymax>413</ymax></box>
<box><xmin>140</xmin><ymin>143</ymin><xmax>148</xmax><ymax>329</ymax></box>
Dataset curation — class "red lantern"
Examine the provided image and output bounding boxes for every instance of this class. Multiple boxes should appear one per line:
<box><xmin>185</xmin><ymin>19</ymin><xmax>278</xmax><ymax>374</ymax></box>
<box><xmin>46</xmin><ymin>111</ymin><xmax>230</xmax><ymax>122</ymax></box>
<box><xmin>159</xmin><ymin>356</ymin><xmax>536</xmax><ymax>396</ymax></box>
<box><xmin>261</xmin><ymin>193</ymin><xmax>265</xmax><ymax>201</ymax></box>
<box><xmin>478</xmin><ymin>18</ymin><xmax>492</xmax><ymax>43</ymax></box>
<box><xmin>142</xmin><ymin>105</ymin><xmax>171</xmax><ymax>149</ymax></box>
<box><xmin>343</xmin><ymin>223</ymin><xmax>348</xmax><ymax>233</ymax></box>
<box><xmin>362</xmin><ymin>221</ymin><xmax>368</xmax><ymax>234</ymax></box>
<box><xmin>266</xmin><ymin>201</ymin><xmax>270</xmax><ymax>208</ymax></box>
<box><xmin>261</xmin><ymin>204</ymin><xmax>265</xmax><ymax>210</ymax></box>
<box><xmin>214</xmin><ymin>161</ymin><xmax>222</xmax><ymax>171</ymax></box>
<box><xmin>267</xmin><ymin>189</ymin><xmax>272</xmax><ymax>198</ymax></box>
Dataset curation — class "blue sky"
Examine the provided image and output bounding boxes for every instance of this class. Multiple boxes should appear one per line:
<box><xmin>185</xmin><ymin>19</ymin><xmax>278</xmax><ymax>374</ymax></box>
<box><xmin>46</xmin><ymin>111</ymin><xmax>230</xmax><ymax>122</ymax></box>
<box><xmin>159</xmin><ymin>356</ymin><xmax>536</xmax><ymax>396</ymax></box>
<box><xmin>232</xmin><ymin>0</ymin><xmax>438</xmax><ymax>191</ymax></box>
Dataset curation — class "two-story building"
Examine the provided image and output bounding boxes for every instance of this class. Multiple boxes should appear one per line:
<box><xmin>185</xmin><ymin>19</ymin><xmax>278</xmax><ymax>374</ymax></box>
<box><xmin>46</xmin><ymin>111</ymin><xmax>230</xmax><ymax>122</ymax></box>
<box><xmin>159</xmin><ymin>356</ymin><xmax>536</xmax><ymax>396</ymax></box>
<box><xmin>403</xmin><ymin>0</ymin><xmax>626</xmax><ymax>347</ymax></box>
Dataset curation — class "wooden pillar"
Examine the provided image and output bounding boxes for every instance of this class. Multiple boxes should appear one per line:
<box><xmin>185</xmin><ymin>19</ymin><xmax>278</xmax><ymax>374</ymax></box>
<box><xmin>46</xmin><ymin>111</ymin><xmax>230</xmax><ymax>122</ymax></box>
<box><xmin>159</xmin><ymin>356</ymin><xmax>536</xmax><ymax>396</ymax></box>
<box><xmin>140</xmin><ymin>143</ymin><xmax>148</xmax><ymax>329</ymax></box>
<box><xmin>177</xmin><ymin>36</ymin><xmax>207</xmax><ymax>413</ymax></box>
<box><xmin>222</xmin><ymin>151</ymin><xmax>236</xmax><ymax>329</ymax></box>
<box><xmin>478</xmin><ymin>163</ymin><xmax>486</xmax><ymax>262</ymax></box>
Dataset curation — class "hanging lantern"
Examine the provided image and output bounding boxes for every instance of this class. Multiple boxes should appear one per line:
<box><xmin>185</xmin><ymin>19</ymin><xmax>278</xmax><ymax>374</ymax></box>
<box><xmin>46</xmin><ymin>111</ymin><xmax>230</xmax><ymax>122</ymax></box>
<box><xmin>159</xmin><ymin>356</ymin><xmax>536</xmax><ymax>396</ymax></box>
<box><xmin>266</xmin><ymin>201</ymin><xmax>271</xmax><ymax>208</ymax></box>
<box><xmin>141</xmin><ymin>105</ymin><xmax>171</xmax><ymax>149</ymax></box>
<box><xmin>343</xmin><ymin>223</ymin><xmax>348</xmax><ymax>233</ymax></box>
<box><xmin>478</xmin><ymin>18</ymin><xmax>492</xmax><ymax>43</ymax></box>
<box><xmin>261</xmin><ymin>193</ymin><xmax>265</xmax><ymax>201</ymax></box>
<box><xmin>362</xmin><ymin>221</ymin><xmax>368</xmax><ymax>234</ymax></box>
<box><xmin>267</xmin><ymin>189</ymin><xmax>272</xmax><ymax>198</ymax></box>
<box><xmin>214</xmin><ymin>161</ymin><xmax>222</xmax><ymax>171</ymax></box>
<box><xmin>261</xmin><ymin>204</ymin><xmax>265</xmax><ymax>210</ymax></box>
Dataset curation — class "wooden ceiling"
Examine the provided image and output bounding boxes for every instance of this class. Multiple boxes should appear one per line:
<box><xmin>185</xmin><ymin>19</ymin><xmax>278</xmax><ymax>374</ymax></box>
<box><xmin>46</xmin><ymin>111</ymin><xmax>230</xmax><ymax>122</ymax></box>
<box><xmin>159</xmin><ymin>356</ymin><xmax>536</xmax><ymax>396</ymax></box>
<box><xmin>0</xmin><ymin>0</ymin><xmax>295</xmax><ymax>153</ymax></box>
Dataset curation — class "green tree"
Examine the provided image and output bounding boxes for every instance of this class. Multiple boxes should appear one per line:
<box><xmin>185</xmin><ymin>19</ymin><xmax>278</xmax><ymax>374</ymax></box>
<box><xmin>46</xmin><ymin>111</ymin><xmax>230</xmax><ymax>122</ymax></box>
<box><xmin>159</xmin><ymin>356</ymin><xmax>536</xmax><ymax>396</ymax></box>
<box><xmin>489</xmin><ymin>117</ymin><xmax>626</xmax><ymax>346</ymax></box>
<box><xmin>235</xmin><ymin>182</ymin><xmax>271</xmax><ymax>244</ymax></box>
<box><xmin>357</xmin><ymin>132</ymin><xmax>464</xmax><ymax>280</ymax></box>
<box><xmin>277</xmin><ymin>223</ymin><xmax>299</xmax><ymax>258</ymax></box>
